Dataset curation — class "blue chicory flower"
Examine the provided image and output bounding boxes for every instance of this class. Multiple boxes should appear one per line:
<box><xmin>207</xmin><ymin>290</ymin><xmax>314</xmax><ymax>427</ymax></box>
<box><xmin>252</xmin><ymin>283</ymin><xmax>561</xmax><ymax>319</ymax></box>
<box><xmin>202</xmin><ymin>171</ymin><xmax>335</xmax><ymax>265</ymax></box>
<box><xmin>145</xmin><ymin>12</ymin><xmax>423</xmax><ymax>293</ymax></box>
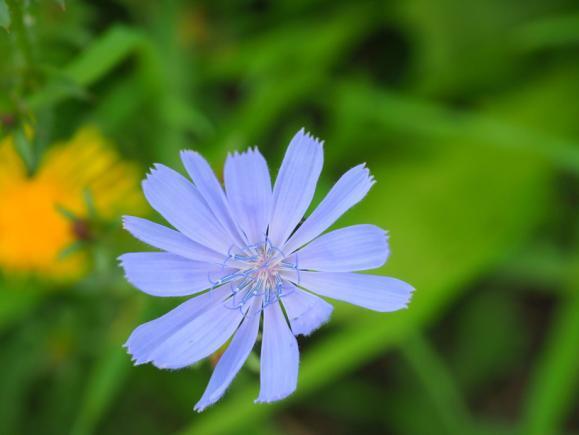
<box><xmin>120</xmin><ymin>129</ymin><xmax>414</xmax><ymax>411</ymax></box>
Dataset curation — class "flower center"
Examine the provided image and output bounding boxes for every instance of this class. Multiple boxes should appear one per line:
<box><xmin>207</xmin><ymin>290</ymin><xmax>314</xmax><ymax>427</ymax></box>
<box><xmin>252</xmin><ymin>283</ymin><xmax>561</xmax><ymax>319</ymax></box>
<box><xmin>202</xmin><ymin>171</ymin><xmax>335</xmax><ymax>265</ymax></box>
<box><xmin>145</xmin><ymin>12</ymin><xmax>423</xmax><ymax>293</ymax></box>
<box><xmin>210</xmin><ymin>239</ymin><xmax>299</xmax><ymax>312</ymax></box>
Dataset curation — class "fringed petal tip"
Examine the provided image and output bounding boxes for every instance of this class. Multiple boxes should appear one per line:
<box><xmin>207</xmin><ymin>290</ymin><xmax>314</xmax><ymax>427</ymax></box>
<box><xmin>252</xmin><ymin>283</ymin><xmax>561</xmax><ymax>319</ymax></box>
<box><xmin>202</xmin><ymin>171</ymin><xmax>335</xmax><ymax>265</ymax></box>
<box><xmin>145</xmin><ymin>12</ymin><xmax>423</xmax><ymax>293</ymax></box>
<box><xmin>130</xmin><ymin>357</ymin><xmax>148</xmax><ymax>366</ymax></box>
<box><xmin>123</xmin><ymin>339</ymin><xmax>147</xmax><ymax>366</ymax></box>
<box><xmin>283</xmin><ymin>287</ymin><xmax>334</xmax><ymax>337</ymax></box>
<box><xmin>226</xmin><ymin>146</ymin><xmax>261</xmax><ymax>159</ymax></box>
<box><xmin>254</xmin><ymin>390</ymin><xmax>295</xmax><ymax>404</ymax></box>
<box><xmin>121</xmin><ymin>215</ymin><xmax>130</xmax><ymax>229</ymax></box>
<box><xmin>143</xmin><ymin>163</ymin><xmax>165</xmax><ymax>179</ymax></box>
<box><xmin>125</xmin><ymin>349</ymin><xmax>150</xmax><ymax>366</ymax></box>
<box><xmin>402</xmin><ymin>284</ymin><xmax>416</xmax><ymax>308</ymax></box>
<box><xmin>193</xmin><ymin>392</ymin><xmax>230</xmax><ymax>412</ymax></box>
<box><xmin>290</xmin><ymin>303</ymin><xmax>333</xmax><ymax>337</ymax></box>
<box><xmin>354</xmin><ymin>162</ymin><xmax>375</xmax><ymax>180</ymax></box>
<box><xmin>193</xmin><ymin>403</ymin><xmax>208</xmax><ymax>413</ymax></box>
<box><xmin>179</xmin><ymin>149</ymin><xmax>199</xmax><ymax>158</ymax></box>
<box><xmin>385</xmin><ymin>280</ymin><xmax>415</xmax><ymax>312</ymax></box>
<box><xmin>301</xmin><ymin>129</ymin><xmax>324</xmax><ymax>147</ymax></box>
<box><xmin>389</xmin><ymin>282</ymin><xmax>415</xmax><ymax>311</ymax></box>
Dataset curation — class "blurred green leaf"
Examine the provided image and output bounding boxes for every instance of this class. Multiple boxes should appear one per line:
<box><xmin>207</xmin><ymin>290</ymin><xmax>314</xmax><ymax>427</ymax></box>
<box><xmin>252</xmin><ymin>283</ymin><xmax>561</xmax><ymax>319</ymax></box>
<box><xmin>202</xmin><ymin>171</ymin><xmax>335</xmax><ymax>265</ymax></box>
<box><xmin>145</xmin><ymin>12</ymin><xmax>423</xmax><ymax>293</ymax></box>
<box><xmin>58</xmin><ymin>241</ymin><xmax>84</xmax><ymax>260</ymax></box>
<box><xmin>205</xmin><ymin>4</ymin><xmax>375</xmax><ymax>155</ymax></box>
<box><xmin>12</xmin><ymin>126</ymin><xmax>35</xmax><ymax>174</ymax></box>
<box><xmin>71</xmin><ymin>346</ymin><xmax>130</xmax><ymax>435</ymax></box>
<box><xmin>497</xmin><ymin>244</ymin><xmax>574</xmax><ymax>292</ymax></box>
<box><xmin>28</xmin><ymin>26</ymin><xmax>145</xmax><ymax>109</ymax></box>
<box><xmin>0</xmin><ymin>322</ymin><xmax>45</xmax><ymax>434</ymax></box>
<box><xmin>0</xmin><ymin>0</ymin><xmax>10</xmax><ymax>30</ymax></box>
<box><xmin>520</xmin><ymin>277</ymin><xmax>579</xmax><ymax>435</ymax></box>
<box><xmin>330</xmin><ymin>81</ymin><xmax>579</xmax><ymax>173</ymax></box>
<box><xmin>83</xmin><ymin>187</ymin><xmax>98</xmax><ymax>219</ymax></box>
<box><xmin>66</xmin><ymin>26</ymin><xmax>143</xmax><ymax>87</ymax></box>
<box><xmin>515</xmin><ymin>13</ymin><xmax>579</xmax><ymax>51</ymax></box>
<box><xmin>451</xmin><ymin>289</ymin><xmax>527</xmax><ymax>393</ymax></box>
<box><xmin>0</xmin><ymin>290</ymin><xmax>42</xmax><ymax>333</ymax></box>
<box><xmin>399</xmin><ymin>0</ymin><xmax>523</xmax><ymax>95</ymax></box>
<box><xmin>55</xmin><ymin>203</ymin><xmax>79</xmax><ymax>221</ymax></box>
<box><xmin>402</xmin><ymin>334</ymin><xmax>474</xmax><ymax>435</ymax></box>
<box><xmin>70</xmin><ymin>297</ymin><xmax>142</xmax><ymax>435</ymax></box>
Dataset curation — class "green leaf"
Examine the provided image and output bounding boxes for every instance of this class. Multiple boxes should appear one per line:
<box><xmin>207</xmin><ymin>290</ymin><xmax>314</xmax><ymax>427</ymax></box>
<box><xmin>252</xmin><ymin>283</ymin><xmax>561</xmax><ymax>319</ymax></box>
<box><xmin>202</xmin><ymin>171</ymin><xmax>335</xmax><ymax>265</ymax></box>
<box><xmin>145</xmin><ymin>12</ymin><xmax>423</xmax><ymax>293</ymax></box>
<box><xmin>451</xmin><ymin>289</ymin><xmax>527</xmax><ymax>392</ymax></box>
<box><xmin>520</xmin><ymin>281</ymin><xmax>579</xmax><ymax>435</ymax></box>
<box><xmin>70</xmin><ymin>347</ymin><xmax>130</xmax><ymax>435</ymax></box>
<box><xmin>27</xmin><ymin>26</ymin><xmax>144</xmax><ymax>109</ymax></box>
<box><xmin>0</xmin><ymin>290</ymin><xmax>42</xmax><ymax>334</ymax></box>
<box><xmin>70</xmin><ymin>298</ymin><xmax>143</xmax><ymax>435</ymax></box>
<box><xmin>515</xmin><ymin>13</ymin><xmax>579</xmax><ymax>51</ymax></box>
<box><xmin>55</xmin><ymin>203</ymin><xmax>79</xmax><ymax>221</ymax></box>
<box><xmin>401</xmin><ymin>334</ymin><xmax>474</xmax><ymax>435</ymax></box>
<box><xmin>65</xmin><ymin>26</ymin><xmax>143</xmax><ymax>86</ymax></box>
<box><xmin>330</xmin><ymin>81</ymin><xmax>579</xmax><ymax>173</ymax></box>
<box><xmin>0</xmin><ymin>322</ymin><xmax>46</xmax><ymax>434</ymax></box>
<box><xmin>12</xmin><ymin>127</ymin><xmax>35</xmax><ymax>175</ymax></box>
<box><xmin>58</xmin><ymin>241</ymin><xmax>84</xmax><ymax>260</ymax></box>
<box><xmin>83</xmin><ymin>188</ymin><xmax>97</xmax><ymax>219</ymax></box>
<box><xmin>0</xmin><ymin>0</ymin><xmax>10</xmax><ymax>30</ymax></box>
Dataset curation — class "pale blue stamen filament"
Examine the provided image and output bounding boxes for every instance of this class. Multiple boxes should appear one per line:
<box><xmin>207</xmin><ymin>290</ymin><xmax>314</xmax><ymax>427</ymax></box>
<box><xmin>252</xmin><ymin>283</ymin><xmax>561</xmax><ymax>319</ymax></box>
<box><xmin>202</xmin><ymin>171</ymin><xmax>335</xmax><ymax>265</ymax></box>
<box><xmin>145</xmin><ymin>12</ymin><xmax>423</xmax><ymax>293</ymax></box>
<box><xmin>211</xmin><ymin>239</ymin><xmax>299</xmax><ymax>314</ymax></box>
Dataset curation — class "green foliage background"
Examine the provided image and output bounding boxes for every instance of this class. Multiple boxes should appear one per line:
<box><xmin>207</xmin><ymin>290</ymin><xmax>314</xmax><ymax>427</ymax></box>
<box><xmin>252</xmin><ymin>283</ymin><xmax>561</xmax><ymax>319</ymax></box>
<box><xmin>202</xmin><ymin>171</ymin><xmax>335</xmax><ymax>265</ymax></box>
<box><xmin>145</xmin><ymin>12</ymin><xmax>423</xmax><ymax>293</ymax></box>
<box><xmin>0</xmin><ymin>0</ymin><xmax>578</xmax><ymax>434</ymax></box>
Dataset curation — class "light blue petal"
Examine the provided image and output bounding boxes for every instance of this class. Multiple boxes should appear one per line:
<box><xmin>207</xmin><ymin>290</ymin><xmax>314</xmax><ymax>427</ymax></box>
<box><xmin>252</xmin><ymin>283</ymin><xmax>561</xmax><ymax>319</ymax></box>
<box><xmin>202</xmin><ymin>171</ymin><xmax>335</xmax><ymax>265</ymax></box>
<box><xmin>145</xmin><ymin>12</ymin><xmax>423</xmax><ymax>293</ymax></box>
<box><xmin>224</xmin><ymin>148</ymin><xmax>272</xmax><ymax>245</ymax></box>
<box><xmin>268</xmin><ymin>129</ymin><xmax>323</xmax><ymax>248</ymax></box>
<box><xmin>281</xmin><ymin>284</ymin><xmax>333</xmax><ymax>336</ymax></box>
<box><xmin>283</xmin><ymin>164</ymin><xmax>374</xmax><ymax>254</ymax></box>
<box><xmin>291</xmin><ymin>224</ymin><xmax>388</xmax><ymax>272</ymax></box>
<box><xmin>194</xmin><ymin>299</ymin><xmax>262</xmax><ymax>412</ymax></box>
<box><xmin>283</xmin><ymin>271</ymin><xmax>414</xmax><ymax>312</ymax></box>
<box><xmin>119</xmin><ymin>252</ymin><xmax>233</xmax><ymax>297</ymax></box>
<box><xmin>142</xmin><ymin>164</ymin><xmax>232</xmax><ymax>254</ymax></box>
<box><xmin>123</xmin><ymin>216</ymin><xmax>226</xmax><ymax>264</ymax></box>
<box><xmin>181</xmin><ymin>151</ymin><xmax>247</xmax><ymax>248</ymax></box>
<box><xmin>128</xmin><ymin>286</ymin><xmax>245</xmax><ymax>369</ymax></box>
<box><xmin>125</xmin><ymin>285</ymin><xmax>229</xmax><ymax>365</ymax></box>
<box><xmin>256</xmin><ymin>301</ymin><xmax>299</xmax><ymax>403</ymax></box>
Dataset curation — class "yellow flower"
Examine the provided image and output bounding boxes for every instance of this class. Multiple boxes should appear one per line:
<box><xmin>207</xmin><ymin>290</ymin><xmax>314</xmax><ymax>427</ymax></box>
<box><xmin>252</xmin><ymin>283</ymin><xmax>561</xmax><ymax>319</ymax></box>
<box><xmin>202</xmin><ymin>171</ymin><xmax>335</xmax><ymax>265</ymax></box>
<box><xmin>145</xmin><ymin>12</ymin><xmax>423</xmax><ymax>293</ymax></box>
<box><xmin>0</xmin><ymin>127</ymin><xmax>144</xmax><ymax>280</ymax></box>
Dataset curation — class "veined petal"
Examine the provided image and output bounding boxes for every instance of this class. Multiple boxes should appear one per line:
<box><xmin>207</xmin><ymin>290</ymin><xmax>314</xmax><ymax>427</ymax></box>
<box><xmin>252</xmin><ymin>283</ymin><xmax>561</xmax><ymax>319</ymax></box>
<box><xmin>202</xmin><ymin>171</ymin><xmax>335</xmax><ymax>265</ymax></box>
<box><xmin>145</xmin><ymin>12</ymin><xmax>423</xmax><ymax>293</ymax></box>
<box><xmin>181</xmin><ymin>151</ymin><xmax>247</xmax><ymax>247</ymax></box>
<box><xmin>194</xmin><ymin>299</ymin><xmax>262</xmax><ymax>412</ymax></box>
<box><xmin>281</xmin><ymin>284</ymin><xmax>333</xmax><ymax>336</ymax></box>
<box><xmin>268</xmin><ymin>129</ymin><xmax>323</xmax><ymax>247</ymax></box>
<box><xmin>256</xmin><ymin>301</ymin><xmax>299</xmax><ymax>403</ymax></box>
<box><xmin>283</xmin><ymin>164</ymin><xmax>374</xmax><ymax>254</ymax></box>
<box><xmin>142</xmin><ymin>164</ymin><xmax>232</xmax><ymax>254</ymax></box>
<box><xmin>119</xmin><ymin>252</ymin><xmax>233</xmax><ymax>297</ymax></box>
<box><xmin>224</xmin><ymin>148</ymin><xmax>272</xmax><ymax>245</ymax></box>
<box><xmin>125</xmin><ymin>285</ymin><xmax>229</xmax><ymax>365</ymax></box>
<box><xmin>133</xmin><ymin>287</ymin><xmax>245</xmax><ymax>369</ymax></box>
<box><xmin>292</xmin><ymin>224</ymin><xmax>388</xmax><ymax>272</ymax></box>
<box><xmin>123</xmin><ymin>216</ymin><xmax>226</xmax><ymax>264</ymax></box>
<box><xmin>284</xmin><ymin>271</ymin><xmax>413</xmax><ymax>312</ymax></box>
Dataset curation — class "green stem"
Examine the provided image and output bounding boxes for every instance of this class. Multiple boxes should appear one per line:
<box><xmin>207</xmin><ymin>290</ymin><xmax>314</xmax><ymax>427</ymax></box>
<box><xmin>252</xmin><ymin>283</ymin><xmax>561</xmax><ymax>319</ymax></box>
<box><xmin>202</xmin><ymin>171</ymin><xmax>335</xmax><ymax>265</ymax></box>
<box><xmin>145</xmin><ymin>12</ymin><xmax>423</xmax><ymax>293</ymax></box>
<box><xmin>6</xmin><ymin>0</ymin><xmax>35</xmax><ymax>92</ymax></box>
<box><xmin>519</xmin><ymin>277</ymin><xmax>579</xmax><ymax>435</ymax></box>
<box><xmin>6</xmin><ymin>0</ymin><xmax>43</xmax><ymax>176</ymax></box>
<box><xmin>401</xmin><ymin>333</ymin><xmax>476</xmax><ymax>435</ymax></box>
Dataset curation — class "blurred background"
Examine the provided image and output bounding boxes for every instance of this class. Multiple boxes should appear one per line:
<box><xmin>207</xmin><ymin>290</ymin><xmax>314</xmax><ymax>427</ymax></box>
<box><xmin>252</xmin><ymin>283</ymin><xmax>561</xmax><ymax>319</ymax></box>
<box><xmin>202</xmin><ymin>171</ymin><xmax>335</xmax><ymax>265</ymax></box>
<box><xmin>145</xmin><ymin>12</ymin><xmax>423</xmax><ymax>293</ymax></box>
<box><xmin>0</xmin><ymin>1</ymin><xmax>578</xmax><ymax>434</ymax></box>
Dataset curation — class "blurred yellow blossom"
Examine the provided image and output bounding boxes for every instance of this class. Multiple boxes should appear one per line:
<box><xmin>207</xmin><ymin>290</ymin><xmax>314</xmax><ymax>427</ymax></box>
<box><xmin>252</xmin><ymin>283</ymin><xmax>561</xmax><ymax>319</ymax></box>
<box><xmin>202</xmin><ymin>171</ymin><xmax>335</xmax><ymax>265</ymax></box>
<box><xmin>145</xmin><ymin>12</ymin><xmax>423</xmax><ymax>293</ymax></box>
<box><xmin>0</xmin><ymin>127</ymin><xmax>144</xmax><ymax>280</ymax></box>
